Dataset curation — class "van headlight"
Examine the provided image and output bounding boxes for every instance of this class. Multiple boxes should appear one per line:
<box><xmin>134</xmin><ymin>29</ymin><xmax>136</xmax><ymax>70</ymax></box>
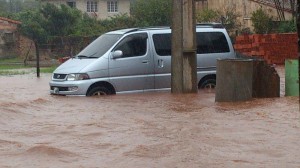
<box><xmin>67</xmin><ymin>73</ymin><xmax>90</xmax><ymax>81</ymax></box>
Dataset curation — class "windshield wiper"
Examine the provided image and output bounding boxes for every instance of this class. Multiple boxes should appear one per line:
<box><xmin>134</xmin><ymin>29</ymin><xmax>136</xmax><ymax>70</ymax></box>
<box><xmin>76</xmin><ymin>55</ymin><xmax>88</xmax><ymax>59</ymax></box>
<box><xmin>76</xmin><ymin>52</ymin><xmax>98</xmax><ymax>59</ymax></box>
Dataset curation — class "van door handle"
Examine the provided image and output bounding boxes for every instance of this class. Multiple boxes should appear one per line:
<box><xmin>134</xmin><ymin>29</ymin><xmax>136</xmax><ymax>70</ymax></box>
<box><xmin>142</xmin><ymin>60</ymin><xmax>149</xmax><ymax>64</ymax></box>
<box><xmin>158</xmin><ymin>59</ymin><xmax>164</xmax><ymax>68</ymax></box>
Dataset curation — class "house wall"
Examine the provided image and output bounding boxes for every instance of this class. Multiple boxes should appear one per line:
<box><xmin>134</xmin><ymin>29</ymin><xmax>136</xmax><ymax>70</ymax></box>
<box><xmin>43</xmin><ymin>0</ymin><xmax>130</xmax><ymax>20</ymax></box>
<box><xmin>0</xmin><ymin>18</ymin><xmax>20</xmax><ymax>58</ymax></box>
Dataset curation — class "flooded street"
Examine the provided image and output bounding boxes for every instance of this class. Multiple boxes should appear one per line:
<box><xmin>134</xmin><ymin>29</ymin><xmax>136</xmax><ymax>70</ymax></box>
<box><xmin>0</xmin><ymin>66</ymin><xmax>299</xmax><ymax>168</ymax></box>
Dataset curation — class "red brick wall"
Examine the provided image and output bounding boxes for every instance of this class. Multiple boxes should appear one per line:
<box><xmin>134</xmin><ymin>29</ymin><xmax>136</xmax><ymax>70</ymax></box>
<box><xmin>234</xmin><ymin>33</ymin><xmax>298</xmax><ymax>64</ymax></box>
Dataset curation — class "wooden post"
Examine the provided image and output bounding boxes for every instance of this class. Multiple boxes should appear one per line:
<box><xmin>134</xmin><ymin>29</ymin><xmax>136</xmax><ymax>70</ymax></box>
<box><xmin>171</xmin><ymin>0</ymin><xmax>197</xmax><ymax>93</ymax></box>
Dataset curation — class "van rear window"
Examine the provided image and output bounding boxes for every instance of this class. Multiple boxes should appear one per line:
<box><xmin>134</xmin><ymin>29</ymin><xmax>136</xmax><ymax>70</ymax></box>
<box><xmin>196</xmin><ymin>32</ymin><xmax>230</xmax><ymax>54</ymax></box>
<box><xmin>153</xmin><ymin>32</ymin><xmax>230</xmax><ymax>56</ymax></box>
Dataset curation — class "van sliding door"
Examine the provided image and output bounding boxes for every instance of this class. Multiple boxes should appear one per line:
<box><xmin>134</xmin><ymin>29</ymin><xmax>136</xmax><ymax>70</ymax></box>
<box><xmin>108</xmin><ymin>32</ymin><xmax>154</xmax><ymax>93</ymax></box>
<box><xmin>152</xmin><ymin>33</ymin><xmax>172</xmax><ymax>90</ymax></box>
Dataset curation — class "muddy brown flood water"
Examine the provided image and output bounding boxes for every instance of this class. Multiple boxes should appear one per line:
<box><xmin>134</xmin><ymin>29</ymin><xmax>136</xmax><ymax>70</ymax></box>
<box><xmin>0</xmin><ymin>66</ymin><xmax>299</xmax><ymax>168</ymax></box>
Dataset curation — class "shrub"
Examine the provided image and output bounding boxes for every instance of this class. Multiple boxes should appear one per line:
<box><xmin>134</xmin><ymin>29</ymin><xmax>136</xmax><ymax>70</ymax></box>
<box><xmin>196</xmin><ymin>5</ymin><xmax>241</xmax><ymax>35</ymax></box>
<box><xmin>251</xmin><ymin>8</ymin><xmax>273</xmax><ymax>34</ymax></box>
<box><xmin>277</xmin><ymin>20</ymin><xmax>296</xmax><ymax>33</ymax></box>
<box><xmin>196</xmin><ymin>8</ymin><xmax>220</xmax><ymax>23</ymax></box>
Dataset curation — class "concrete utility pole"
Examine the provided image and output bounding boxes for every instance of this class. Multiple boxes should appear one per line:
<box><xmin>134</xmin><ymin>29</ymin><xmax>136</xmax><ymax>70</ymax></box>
<box><xmin>171</xmin><ymin>0</ymin><xmax>197</xmax><ymax>93</ymax></box>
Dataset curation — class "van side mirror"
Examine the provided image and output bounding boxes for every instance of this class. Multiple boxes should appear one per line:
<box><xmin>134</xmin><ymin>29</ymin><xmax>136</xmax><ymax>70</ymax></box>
<box><xmin>111</xmin><ymin>50</ymin><xmax>123</xmax><ymax>59</ymax></box>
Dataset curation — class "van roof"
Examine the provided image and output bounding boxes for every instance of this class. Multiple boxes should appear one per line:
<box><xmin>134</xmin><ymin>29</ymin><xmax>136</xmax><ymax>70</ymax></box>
<box><xmin>107</xmin><ymin>23</ymin><xmax>224</xmax><ymax>35</ymax></box>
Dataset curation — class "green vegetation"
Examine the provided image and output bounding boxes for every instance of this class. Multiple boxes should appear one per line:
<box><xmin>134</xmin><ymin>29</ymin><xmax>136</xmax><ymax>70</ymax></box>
<box><xmin>251</xmin><ymin>8</ymin><xmax>273</xmax><ymax>34</ymax></box>
<box><xmin>0</xmin><ymin>0</ymin><xmax>173</xmax><ymax>63</ymax></box>
<box><xmin>0</xmin><ymin>64</ymin><xmax>27</xmax><ymax>70</ymax></box>
<box><xmin>196</xmin><ymin>5</ymin><xmax>241</xmax><ymax>35</ymax></box>
<box><xmin>0</xmin><ymin>57</ymin><xmax>23</xmax><ymax>63</ymax></box>
<box><xmin>0</xmin><ymin>63</ymin><xmax>31</xmax><ymax>75</ymax></box>
<box><xmin>0</xmin><ymin>58</ymin><xmax>57</xmax><ymax>75</ymax></box>
<box><xmin>277</xmin><ymin>20</ymin><xmax>297</xmax><ymax>33</ymax></box>
<box><xmin>0</xmin><ymin>65</ymin><xmax>57</xmax><ymax>75</ymax></box>
<box><xmin>0</xmin><ymin>0</ymin><xmax>40</xmax><ymax>14</ymax></box>
<box><xmin>131</xmin><ymin>0</ymin><xmax>172</xmax><ymax>26</ymax></box>
<box><xmin>40</xmin><ymin>66</ymin><xmax>57</xmax><ymax>73</ymax></box>
<box><xmin>7</xmin><ymin>0</ymin><xmax>173</xmax><ymax>39</ymax></box>
<box><xmin>196</xmin><ymin>8</ymin><xmax>220</xmax><ymax>23</ymax></box>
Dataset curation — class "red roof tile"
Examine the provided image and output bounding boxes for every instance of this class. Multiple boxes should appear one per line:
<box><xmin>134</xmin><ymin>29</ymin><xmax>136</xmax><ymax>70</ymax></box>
<box><xmin>0</xmin><ymin>17</ymin><xmax>21</xmax><ymax>25</ymax></box>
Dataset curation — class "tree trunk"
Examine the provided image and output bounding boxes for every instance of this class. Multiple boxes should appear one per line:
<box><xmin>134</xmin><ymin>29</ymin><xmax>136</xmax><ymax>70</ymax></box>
<box><xmin>35</xmin><ymin>41</ymin><xmax>40</xmax><ymax>78</ymax></box>
<box><xmin>289</xmin><ymin>0</ymin><xmax>296</xmax><ymax>20</ymax></box>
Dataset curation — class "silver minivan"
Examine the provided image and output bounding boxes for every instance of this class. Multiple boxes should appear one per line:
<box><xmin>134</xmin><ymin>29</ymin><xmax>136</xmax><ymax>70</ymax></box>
<box><xmin>49</xmin><ymin>24</ymin><xmax>235</xmax><ymax>96</ymax></box>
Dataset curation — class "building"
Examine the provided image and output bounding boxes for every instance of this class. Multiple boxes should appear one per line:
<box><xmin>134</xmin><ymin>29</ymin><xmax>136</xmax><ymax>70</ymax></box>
<box><xmin>0</xmin><ymin>17</ymin><xmax>21</xmax><ymax>58</ymax></box>
<box><xmin>41</xmin><ymin>0</ymin><xmax>131</xmax><ymax>20</ymax></box>
<box><xmin>195</xmin><ymin>0</ymin><xmax>295</xmax><ymax>30</ymax></box>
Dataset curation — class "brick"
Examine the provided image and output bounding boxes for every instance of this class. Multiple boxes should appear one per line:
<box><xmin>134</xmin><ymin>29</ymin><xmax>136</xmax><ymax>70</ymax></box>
<box><xmin>236</xmin><ymin>35</ymin><xmax>245</xmax><ymax>42</ymax></box>
<box><xmin>234</xmin><ymin>33</ymin><xmax>297</xmax><ymax>64</ymax></box>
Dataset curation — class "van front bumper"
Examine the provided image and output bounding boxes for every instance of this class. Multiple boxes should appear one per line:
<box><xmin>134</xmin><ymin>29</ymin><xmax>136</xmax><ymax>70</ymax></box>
<box><xmin>49</xmin><ymin>80</ymin><xmax>93</xmax><ymax>96</ymax></box>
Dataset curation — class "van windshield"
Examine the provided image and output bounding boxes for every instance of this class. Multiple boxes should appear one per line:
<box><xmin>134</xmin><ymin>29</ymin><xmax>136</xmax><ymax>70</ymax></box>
<box><xmin>76</xmin><ymin>34</ymin><xmax>123</xmax><ymax>58</ymax></box>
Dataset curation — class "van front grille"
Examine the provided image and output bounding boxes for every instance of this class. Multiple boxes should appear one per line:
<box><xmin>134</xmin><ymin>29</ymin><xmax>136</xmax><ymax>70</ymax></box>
<box><xmin>53</xmin><ymin>73</ymin><xmax>67</xmax><ymax>80</ymax></box>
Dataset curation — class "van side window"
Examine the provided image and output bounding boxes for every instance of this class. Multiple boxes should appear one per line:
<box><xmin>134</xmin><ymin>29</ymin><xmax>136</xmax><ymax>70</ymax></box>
<box><xmin>114</xmin><ymin>33</ymin><xmax>148</xmax><ymax>58</ymax></box>
<box><xmin>196</xmin><ymin>32</ymin><xmax>230</xmax><ymax>54</ymax></box>
<box><xmin>153</xmin><ymin>32</ymin><xmax>230</xmax><ymax>56</ymax></box>
<box><xmin>153</xmin><ymin>34</ymin><xmax>171</xmax><ymax>56</ymax></box>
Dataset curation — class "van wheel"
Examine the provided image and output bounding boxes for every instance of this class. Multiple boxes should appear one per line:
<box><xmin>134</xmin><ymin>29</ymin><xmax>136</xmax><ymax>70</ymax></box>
<box><xmin>200</xmin><ymin>79</ymin><xmax>216</xmax><ymax>90</ymax></box>
<box><xmin>87</xmin><ymin>86</ymin><xmax>112</xmax><ymax>96</ymax></box>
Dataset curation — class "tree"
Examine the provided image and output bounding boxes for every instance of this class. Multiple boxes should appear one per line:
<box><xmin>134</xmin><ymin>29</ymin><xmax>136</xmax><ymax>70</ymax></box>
<box><xmin>196</xmin><ymin>8</ymin><xmax>220</xmax><ymax>23</ymax></box>
<box><xmin>218</xmin><ymin>5</ymin><xmax>241</xmax><ymax>33</ymax></box>
<box><xmin>40</xmin><ymin>3</ymin><xmax>81</xmax><ymax>37</ymax></box>
<box><xmin>16</xmin><ymin>10</ymin><xmax>48</xmax><ymax>77</ymax></box>
<box><xmin>196</xmin><ymin>5</ymin><xmax>241</xmax><ymax>34</ymax></box>
<box><xmin>16</xmin><ymin>4</ymin><xmax>82</xmax><ymax>77</ymax></box>
<box><xmin>131</xmin><ymin>0</ymin><xmax>172</xmax><ymax>26</ymax></box>
<box><xmin>0</xmin><ymin>0</ymin><xmax>8</xmax><ymax>13</ymax></box>
<box><xmin>289</xmin><ymin>0</ymin><xmax>296</xmax><ymax>20</ymax></box>
<box><xmin>22</xmin><ymin>0</ymin><xmax>41</xmax><ymax>11</ymax></box>
<box><xmin>73</xmin><ymin>14</ymin><xmax>103</xmax><ymax>36</ymax></box>
<box><xmin>100</xmin><ymin>14</ymin><xmax>136</xmax><ymax>32</ymax></box>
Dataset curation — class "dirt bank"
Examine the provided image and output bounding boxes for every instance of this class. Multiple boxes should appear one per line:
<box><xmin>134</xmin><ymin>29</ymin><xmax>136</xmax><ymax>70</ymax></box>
<box><xmin>0</xmin><ymin>66</ymin><xmax>299</xmax><ymax>168</ymax></box>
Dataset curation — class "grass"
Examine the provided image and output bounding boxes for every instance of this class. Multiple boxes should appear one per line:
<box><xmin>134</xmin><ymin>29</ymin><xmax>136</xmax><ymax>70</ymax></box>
<box><xmin>0</xmin><ymin>57</ymin><xmax>58</xmax><ymax>75</ymax></box>
<box><xmin>0</xmin><ymin>57</ymin><xmax>24</xmax><ymax>63</ymax></box>
<box><xmin>0</xmin><ymin>64</ymin><xmax>28</xmax><ymax>70</ymax></box>
<box><xmin>40</xmin><ymin>66</ymin><xmax>57</xmax><ymax>73</ymax></box>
